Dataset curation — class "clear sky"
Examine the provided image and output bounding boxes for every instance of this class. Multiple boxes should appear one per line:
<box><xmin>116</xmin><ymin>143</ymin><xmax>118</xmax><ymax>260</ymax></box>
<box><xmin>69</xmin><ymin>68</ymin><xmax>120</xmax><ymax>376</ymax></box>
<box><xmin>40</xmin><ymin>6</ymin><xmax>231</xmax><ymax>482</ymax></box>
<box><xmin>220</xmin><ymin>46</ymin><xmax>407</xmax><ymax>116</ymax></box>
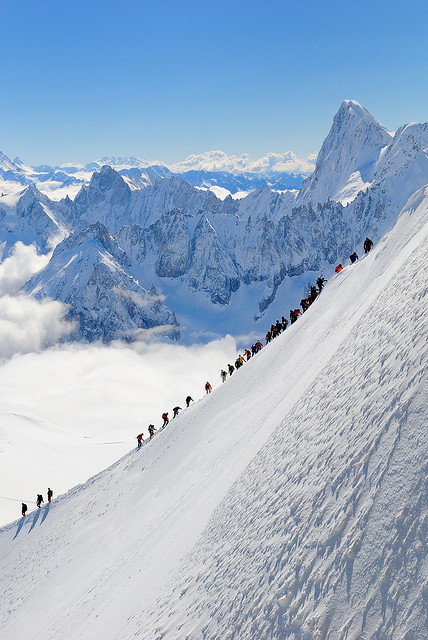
<box><xmin>1</xmin><ymin>0</ymin><xmax>427</xmax><ymax>165</ymax></box>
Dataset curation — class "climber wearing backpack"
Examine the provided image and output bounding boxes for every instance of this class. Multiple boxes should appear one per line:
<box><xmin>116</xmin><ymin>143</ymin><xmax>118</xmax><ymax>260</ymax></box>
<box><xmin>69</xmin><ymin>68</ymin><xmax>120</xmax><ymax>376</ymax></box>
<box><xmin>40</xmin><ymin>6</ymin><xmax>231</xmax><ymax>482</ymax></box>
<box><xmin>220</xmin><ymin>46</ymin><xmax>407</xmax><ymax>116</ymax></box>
<box><xmin>350</xmin><ymin>252</ymin><xmax>358</xmax><ymax>263</ymax></box>
<box><xmin>173</xmin><ymin>406</ymin><xmax>182</xmax><ymax>418</ymax></box>
<box><xmin>148</xmin><ymin>424</ymin><xmax>156</xmax><ymax>438</ymax></box>
<box><xmin>186</xmin><ymin>396</ymin><xmax>193</xmax><ymax>407</ymax></box>
<box><xmin>300</xmin><ymin>298</ymin><xmax>310</xmax><ymax>312</ymax></box>
<box><xmin>205</xmin><ymin>381</ymin><xmax>212</xmax><ymax>394</ymax></box>
<box><xmin>316</xmin><ymin>276</ymin><xmax>326</xmax><ymax>292</ymax></box>
<box><xmin>335</xmin><ymin>264</ymin><xmax>343</xmax><ymax>273</ymax></box>
<box><xmin>136</xmin><ymin>433</ymin><xmax>144</xmax><ymax>448</ymax></box>
<box><xmin>364</xmin><ymin>237</ymin><xmax>373</xmax><ymax>253</ymax></box>
<box><xmin>221</xmin><ymin>370</ymin><xmax>227</xmax><ymax>383</ymax></box>
<box><xmin>161</xmin><ymin>412</ymin><xmax>169</xmax><ymax>427</ymax></box>
<box><xmin>22</xmin><ymin>503</ymin><xmax>28</xmax><ymax>517</ymax></box>
<box><xmin>309</xmin><ymin>285</ymin><xmax>318</xmax><ymax>303</ymax></box>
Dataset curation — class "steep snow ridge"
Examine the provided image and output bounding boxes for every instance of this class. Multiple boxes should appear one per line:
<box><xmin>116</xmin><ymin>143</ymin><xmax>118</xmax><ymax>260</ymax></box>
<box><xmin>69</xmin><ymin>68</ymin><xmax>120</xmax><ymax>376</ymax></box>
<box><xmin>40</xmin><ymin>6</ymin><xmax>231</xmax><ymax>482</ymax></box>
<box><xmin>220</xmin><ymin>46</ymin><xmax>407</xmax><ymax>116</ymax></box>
<box><xmin>0</xmin><ymin>187</ymin><xmax>426</xmax><ymax>640</ymax></box>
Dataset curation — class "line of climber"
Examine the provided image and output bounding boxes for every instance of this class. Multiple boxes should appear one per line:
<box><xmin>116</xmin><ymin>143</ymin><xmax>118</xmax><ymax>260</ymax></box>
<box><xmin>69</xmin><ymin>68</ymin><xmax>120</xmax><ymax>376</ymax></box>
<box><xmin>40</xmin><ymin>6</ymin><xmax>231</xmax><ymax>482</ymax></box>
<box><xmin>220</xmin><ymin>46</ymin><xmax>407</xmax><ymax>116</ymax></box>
<box><xmin>334</xmin><ymin>237</ymin><xmax>373</xmax><ymax>273</ymax></box>
<box><xmin>135</xmin><ymin>395</ymin><xmax>198</xmax><ymax>447</ymax></box>
<box><xmin>220</xmin><ymin>238</ymin><xmax>374</xmax><ymax>381</ymax></box>
<box><xmin>135</xmin><ymin>237</ymin><xmax>374</xmax><ymax>448</ymax></box>
<box><xmin>20</xmin><ymin>488</ymin><xmax>54</xmax><ymax>517</ymax></box>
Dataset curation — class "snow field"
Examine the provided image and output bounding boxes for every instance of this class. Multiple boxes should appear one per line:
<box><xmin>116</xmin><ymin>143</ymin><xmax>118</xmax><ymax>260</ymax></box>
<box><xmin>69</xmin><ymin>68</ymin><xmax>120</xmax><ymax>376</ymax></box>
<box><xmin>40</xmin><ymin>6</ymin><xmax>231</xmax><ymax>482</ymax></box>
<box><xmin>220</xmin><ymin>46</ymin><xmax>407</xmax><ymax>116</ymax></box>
<box><xmin>0</xmin><ymin>187</ymin><xmax>427</xmax><ymax>639</ymax></box>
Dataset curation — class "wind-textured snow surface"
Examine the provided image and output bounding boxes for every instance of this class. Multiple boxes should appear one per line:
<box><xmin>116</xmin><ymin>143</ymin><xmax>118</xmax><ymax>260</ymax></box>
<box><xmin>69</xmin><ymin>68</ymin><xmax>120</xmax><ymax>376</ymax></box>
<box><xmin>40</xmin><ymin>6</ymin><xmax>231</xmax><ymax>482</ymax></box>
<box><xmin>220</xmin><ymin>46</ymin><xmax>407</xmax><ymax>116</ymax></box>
<box><xmin>0</xmin><ymin>186</ymin><xmax>426</xmax><ymax>639</ymax></box>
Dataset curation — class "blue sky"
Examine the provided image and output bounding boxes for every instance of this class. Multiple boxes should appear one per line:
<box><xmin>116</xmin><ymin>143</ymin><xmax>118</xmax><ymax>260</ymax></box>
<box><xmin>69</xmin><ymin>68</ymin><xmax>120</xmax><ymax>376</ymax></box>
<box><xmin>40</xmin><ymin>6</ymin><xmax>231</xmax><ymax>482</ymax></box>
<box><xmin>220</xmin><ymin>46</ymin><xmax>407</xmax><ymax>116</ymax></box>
<box><xmin>1</xmin><ymin>0</ymin><xmax>427</xmax><ymax>165</ymax></box>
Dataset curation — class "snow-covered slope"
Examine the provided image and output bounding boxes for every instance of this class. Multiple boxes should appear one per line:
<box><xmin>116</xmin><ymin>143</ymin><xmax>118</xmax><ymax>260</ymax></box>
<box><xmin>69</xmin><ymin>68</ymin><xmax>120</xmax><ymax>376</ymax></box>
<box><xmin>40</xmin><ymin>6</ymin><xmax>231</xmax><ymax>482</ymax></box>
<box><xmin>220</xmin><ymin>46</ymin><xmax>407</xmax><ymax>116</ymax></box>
<box><xmin>0</xmin><ymin>186</ymin><xmax>426</xmax><ymax>640</ymax></box>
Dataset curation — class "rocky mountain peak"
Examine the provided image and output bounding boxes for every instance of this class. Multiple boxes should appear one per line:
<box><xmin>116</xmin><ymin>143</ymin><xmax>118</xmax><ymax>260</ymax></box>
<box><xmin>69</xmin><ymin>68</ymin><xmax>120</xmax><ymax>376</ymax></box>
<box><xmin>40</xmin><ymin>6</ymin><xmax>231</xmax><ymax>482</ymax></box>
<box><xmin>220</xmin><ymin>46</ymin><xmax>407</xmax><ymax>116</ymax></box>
<box><xmin>298</xmin><ymin>100</ymin><xmax>393</xmax><ymax>206</ymax></box>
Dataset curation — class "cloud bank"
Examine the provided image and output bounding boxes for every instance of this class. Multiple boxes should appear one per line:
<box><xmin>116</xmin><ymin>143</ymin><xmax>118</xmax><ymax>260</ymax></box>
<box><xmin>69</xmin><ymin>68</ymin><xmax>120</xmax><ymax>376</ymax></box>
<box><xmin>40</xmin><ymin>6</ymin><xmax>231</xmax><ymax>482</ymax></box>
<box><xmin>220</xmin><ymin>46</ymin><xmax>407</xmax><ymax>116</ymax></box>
<box><xmin>0</xmin><ymin>242</ymin><xmax>75</xmax><ymax>358</ymax></box>
<box><xmin>170</xmin><ymin>150</ymin><xmax>316</xmax><ymax>176</ymax></box>
<box><xmin>0</xmin><ymin>336</ymin><xmax>238</xmax><ymax>524</ymax></box>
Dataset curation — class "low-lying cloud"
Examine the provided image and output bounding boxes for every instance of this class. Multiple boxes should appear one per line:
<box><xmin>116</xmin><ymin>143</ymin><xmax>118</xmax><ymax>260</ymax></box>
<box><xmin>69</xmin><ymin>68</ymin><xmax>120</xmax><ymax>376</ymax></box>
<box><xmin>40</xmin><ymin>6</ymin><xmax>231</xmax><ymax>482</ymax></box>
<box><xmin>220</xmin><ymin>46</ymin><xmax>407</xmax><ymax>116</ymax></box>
<box><xmin>0</xmin><ymin>242</ymin><xmax>76</xmax><ymax>358</ymax></box>
<box><xmin>0</xmin><ymin>294</ymin><xmax>76</xmax><ymax>358</ymax></box>
<box><xmin>0</xmin><ymin>242</ymin><xmax>50</xmax><ymax>295</ymax></box>
<box><xmin>0</xmin><ymin>336</ymin><xmax>238</xmax><ymax>524</ymax></box>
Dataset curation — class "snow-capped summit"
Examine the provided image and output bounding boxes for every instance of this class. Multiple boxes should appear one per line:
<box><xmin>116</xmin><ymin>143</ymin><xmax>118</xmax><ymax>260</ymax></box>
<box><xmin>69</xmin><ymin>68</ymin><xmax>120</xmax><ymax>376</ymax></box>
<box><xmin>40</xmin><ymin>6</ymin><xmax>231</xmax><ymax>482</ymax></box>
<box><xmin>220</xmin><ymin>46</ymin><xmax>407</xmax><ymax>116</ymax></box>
<box><xmin>71</xmin><ymin>166</ymin><xmax>132</xmax><ymax>230</ymax></box>
<box><xmin>26</xmin><ymin>221</ymin><xmax>179</xmax><ymax>342</ymax></box>
<box><xmin>299</xmin><ymin>99</ymin><xmax>393</xmax><ymax>206</ymax></box>
<box><xmin>91</xmin><ymin>155</ymin><xmax>157</xmax><ymax>170</ymax></box>
<box><xmin>0</xmin><ymin>183</ymin><xmax>69</xmax><ymax>254</ymax></box>
<box><xmin>0</xmin><ymin>151</ymin><xmax>29</xmax><ymax>186</ymax></box>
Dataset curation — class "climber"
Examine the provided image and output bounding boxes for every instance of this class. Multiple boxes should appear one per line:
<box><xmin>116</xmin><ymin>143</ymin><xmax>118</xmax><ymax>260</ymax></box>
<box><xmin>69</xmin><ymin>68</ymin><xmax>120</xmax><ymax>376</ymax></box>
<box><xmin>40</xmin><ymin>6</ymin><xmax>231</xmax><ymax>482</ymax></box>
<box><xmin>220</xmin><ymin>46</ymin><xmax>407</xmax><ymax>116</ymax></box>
<box><xmin>316</xmin><ymin>276</ymin><xmax>326</xmax><ymax>292</ymax></box>
<box><xmin>161</xmin><ymin>412</ymin><xmax>169</xmax><ymax>427</ymax></box>
<box><xmin>350</xmin><ymin>252</ymin><xmax>358</xmax><ymax>263</ymax></box>
<box><xmin>300</xmin><ymin>298</ymin><xmax>310</xmax><ymax>312</ymax></box>
<box><xmin>205</xmin><ymin>381</ymin><xmax>212</xmax><ymax>394</ymax></box>
<box><xmin>47</xmin><ymin>488</ymin><xmax>53</xmax><ymax>503</ymax></box>
<box><xmin>335</xmin><ymin>264</ymin><xmax>343</xmax><ymax>273</ymax></box>
<box><xmin>309</xmin><ymin>285</ymin><xmax>318</xmax><ymax>303</ymax></box>
<box><xmin>173</xmin><ymin>406</ymin><xmax>182</xmax><ymax>418</ymax></box>
<box><xmin>136</xmin><ymin>433</ymin><xmax>144</xmax><ymax>448</ymax></box>
<box><xmin>364</xmin><ymin>237</ymin><xmax>373</xmax><ymax>253</ymax></box>
<box><xmin>221</xmin><ymin>370</ymin><xmax>227</xmax><ymax>383</ymax></box>
<box><xmin>22</xmin><ymin>503</ymin><xmax>27</xmax><ymax>517</ymax></box>
<box><xmin>36</xmin><ymin>494</ymin><xmax>43</xmax><ymax>508</ymax></box>
<box><xmin>186</xmin><ymin>396</ymin><xmax>193</xmax><ymax>407</ymax></box>
<box><xmin>148</xmin><ymin>424</ymin><xmax>156</xmax><ymax>438</ymax></box>
<box><xmin>228</xmin><ymin>364</ymin><xmax>234</xmax><ymax>376</ymax></box>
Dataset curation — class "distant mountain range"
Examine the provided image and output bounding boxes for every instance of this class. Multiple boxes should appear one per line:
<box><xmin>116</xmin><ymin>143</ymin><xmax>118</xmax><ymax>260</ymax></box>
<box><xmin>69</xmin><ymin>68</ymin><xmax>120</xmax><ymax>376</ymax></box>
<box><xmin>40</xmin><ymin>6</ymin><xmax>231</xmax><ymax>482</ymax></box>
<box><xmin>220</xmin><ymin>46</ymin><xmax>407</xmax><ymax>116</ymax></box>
<box><xmin>0</xmin><ymin>149</ymin><xmax>315</xmax><ymax>202</ymax></box>
<box><xmin>1</xmin><ymin>100</ymin><xmax>427</xmax><ymax>343</ymax></box>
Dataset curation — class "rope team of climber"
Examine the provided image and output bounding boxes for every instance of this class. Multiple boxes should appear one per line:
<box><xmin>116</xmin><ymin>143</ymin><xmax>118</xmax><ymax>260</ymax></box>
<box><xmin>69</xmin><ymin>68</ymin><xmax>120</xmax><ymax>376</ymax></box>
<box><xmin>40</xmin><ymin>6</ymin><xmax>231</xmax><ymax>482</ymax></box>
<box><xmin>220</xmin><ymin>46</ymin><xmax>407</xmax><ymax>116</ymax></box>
<box><xmin>17</xmin><ymin>239</ymin><xmax>373</xmax><ymax>517</ymax></box>
<box><xmin>135</xmin><ymin>238</ymin><xmax>374</xmax><ymax>447</ymax></box>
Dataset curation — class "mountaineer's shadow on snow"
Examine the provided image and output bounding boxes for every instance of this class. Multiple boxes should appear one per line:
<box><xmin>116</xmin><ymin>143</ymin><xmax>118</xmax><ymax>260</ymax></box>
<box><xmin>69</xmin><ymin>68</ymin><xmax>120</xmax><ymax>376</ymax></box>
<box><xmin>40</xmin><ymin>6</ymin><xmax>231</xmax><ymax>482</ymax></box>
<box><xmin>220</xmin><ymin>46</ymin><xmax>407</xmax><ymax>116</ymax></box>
<box><xmin>41</xmin><ymin>502</ymin><xmax>50</xmax><ymax>524</ymax></box>
<box><xmin>29</xmin><ymin>508</ymin><xmax>41</xmax><ymax>532</ymax></box>
<box><xmin>13</xmin><ymin>517</ymin><xmax>24</xmax><ymax>540</ymax></box>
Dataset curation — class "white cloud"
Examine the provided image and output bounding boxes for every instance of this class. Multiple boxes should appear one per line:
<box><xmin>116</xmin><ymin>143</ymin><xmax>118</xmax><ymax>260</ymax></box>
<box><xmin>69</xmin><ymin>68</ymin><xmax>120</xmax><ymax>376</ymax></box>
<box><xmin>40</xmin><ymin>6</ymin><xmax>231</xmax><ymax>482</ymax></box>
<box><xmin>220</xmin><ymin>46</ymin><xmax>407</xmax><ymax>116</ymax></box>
<box><xmin>0</xmin><ymin>335</ymin><xmax>238</xmax><ymax>524</ymax></box>
<box><xmin>169</xmin><ymin>150</ymin><xmax>316</xmax><ymax>176</ymax></box>
<box><xmin>0</xmin><ymin>242</ymin><xmax>50</xmax><ymax>295</ymax></box>
<box><xmin>0</xmin><ymin>295</ymin><xmax>76</xmax><ymax>358</ymax></box>
<box><xmin>0</xmin><ymin>242</ymin><xmax>75</xmax><ymax>358</ymax></box>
